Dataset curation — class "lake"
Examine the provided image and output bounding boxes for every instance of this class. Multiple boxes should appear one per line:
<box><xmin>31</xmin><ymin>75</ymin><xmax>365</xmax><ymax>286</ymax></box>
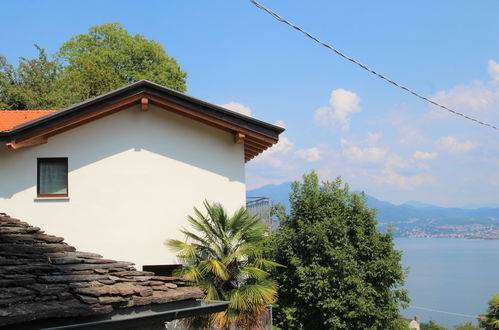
<box><xmin>395</xmin><ymin>238</ymin><xmax>499</xmax><ymax>327</ymax></box>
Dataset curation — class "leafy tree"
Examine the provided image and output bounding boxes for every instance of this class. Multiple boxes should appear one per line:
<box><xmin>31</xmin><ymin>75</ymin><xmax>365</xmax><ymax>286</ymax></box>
<box><xmin>0</xmin><ymin>23</ymin><xmax>186</xmax><ymax>110</ymax></box>
<box><xmin>420</xmin><ymin>320</ymin><xmax>447</xmax><ymax>330</ymax></box>
<box><xmin>166</xmin><ymin>202</ymin><xmax>281</xmax><ymax>329</ymax></box>
<box><xmin>453</xmin><ymin>322</ymin><xmax>479</xmax><ymax>330</ymax></box>
<box><xmin>0</xmin><ymin>46</ymin><xmax>62</xmax><ymax>109</ymax></box>
<box><xmin>270</xmin><ymin>172</ymin><xmax>409</xmax><ymax>329</ymax></box>
<box><xmin>57</xmin><ymin>23</ymin><xmax>186</xmax><ymax>104</ymax></box>
<box><xmin>479</xmin><ymin>294</ymin><xmax>499</xmax><ymax>329</ymax></box>
<box><xmin>391</xmin><ymin>318</ymin><xmax>410</xmax><ymax>330</ymax></box>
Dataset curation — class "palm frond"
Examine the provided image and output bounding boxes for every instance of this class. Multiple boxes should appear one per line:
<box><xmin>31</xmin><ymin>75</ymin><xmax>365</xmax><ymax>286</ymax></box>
<box><xmin>252</xmin><ymin>257</ymin><xmax>286</xmax><ymax>270</ymax></box>
<box><xmin>172</xmin><ymin>265</ymin><xmax>202</xmax><ymax>282</ymax></box>
<box><xmin>164</xmin><ymin>239</ymin><xmax>197</xmax><ymax>260</ymax></box>
<box><xmin>166</xmin><ymin>201</ymin><xmax>278</xmax><ymax>328</ymax></box>
<box><xmin>239</xmin><ymin>266</ymin><xmax>270</xmax><ymax>280</ymax></box>
<box><xmin>199</xmin><ymin>259</ymin><xmax>229</xmax><ymax>280</ymax></box>
<box><xmin>238</xmin><ymin>279</ymin><xmax>278</xmax><ymax>305</ymax></box>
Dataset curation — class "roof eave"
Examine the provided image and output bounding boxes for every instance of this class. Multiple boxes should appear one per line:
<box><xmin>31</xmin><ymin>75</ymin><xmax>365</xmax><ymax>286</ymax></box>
<box><xmin>0</xmin><ymin>80</ymin><xmax>284</xmax><ymax>142</ymax></box>
<box><xmin>4</xmin><ymin>299</ymin><xmax>230</xmax><ymax>330</ymax></box>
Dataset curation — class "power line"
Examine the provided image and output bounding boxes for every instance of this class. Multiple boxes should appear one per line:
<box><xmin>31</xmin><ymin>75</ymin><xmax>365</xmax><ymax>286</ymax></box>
<box><xmin>410</xmin><ymin>305</ymin><xmax>477</xmax><ymax>319</ymax></box>
<box><xmin>249</xmin><ymin>0</ymin><xmax>499</xmax><ymax>131</ymax></box>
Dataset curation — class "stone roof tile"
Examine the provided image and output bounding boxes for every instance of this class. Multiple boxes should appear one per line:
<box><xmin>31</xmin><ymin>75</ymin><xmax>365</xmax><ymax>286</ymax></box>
<box><xmin>0</xmin><ymin>213</ymin><xmax>203</xmax><ymax>327</ymax></box>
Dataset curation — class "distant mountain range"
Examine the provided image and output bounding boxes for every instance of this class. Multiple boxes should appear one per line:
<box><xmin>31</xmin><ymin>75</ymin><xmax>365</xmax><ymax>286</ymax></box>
<box><xmin>247</xmin><ymin>182</ymin><xmax>499</xmax><ymax>238</ymax></box>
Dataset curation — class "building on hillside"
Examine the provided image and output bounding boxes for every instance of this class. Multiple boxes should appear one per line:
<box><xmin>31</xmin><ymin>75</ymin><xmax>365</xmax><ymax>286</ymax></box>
<box><xmin>0</xmin><ymin>212</ymin><xmax>229</xmax><ymax>329</ymax></box>
<box><xmin>0</xmin><ymin>80</ymin><xmax>284</xmax><ymax>269</ymax></box>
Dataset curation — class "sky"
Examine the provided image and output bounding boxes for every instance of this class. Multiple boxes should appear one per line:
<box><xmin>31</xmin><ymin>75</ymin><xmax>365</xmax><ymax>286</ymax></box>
<box><xmin>1</xmin><ymin>0</ymin><xmax>499</xmax><ymax>208</ymax></box>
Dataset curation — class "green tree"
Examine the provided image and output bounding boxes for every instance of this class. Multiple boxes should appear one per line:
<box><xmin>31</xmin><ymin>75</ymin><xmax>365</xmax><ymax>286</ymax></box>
<box><xmin>57</xmin><ymin>23</ymin><xmax>186</xmax><ymax>104</ymax></box>
<box><xmin>166</xmin><ymin>202</ymin><xmax>281</xmax><ymax>329</ymax></box>
<box><xmin>453</xmin><ymin>322</ymin><xmax>479</xmax><ymax>330</ymax></box>
<box><xmin>0</xmin><ymin>46</ymin><xmax>62</xmax><ymax>109</ymax></box>
<box><xmin>420</xmin><ymin>320</ymin><xmax>447</xmax><ymax>330</ymax></box>
<box><xmin>479</xmin><ymin>294</ymin><xmax>499</xmax><ymax>329</ymax></box>
<box><xmin>270</xmin><ymin>172</ymin><xmax>409</xmax><ymax>329</ymax></box>
<box><xmin>0</xmin><ymin>23</ymin><xmax>186</xmax><ymax>110</ymax></box>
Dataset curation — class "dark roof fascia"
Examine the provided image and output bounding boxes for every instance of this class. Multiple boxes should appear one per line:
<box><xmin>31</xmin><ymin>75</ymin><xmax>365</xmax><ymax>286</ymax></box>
<box><xmin>5</xmin><ymin>299</ymin><xmax>230</xmax><ymax>330</ymax></box>
<box><xmin>0</xmin><ymin>80</ymin><xmax>285</xmax><ymax>142</ymax></box>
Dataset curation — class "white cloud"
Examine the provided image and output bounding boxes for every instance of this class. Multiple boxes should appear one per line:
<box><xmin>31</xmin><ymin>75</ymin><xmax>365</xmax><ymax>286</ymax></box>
<box><xmin>427</xmin><ymin>60</ymin><xmax>499</xmax><ymax>120</ymax></box>
<box><xmin>429</xmin><ymin>82</ymin><xmax>498</xmax><ymax>118</ymax></box>
<box><xmin>413</xmin><ymin>150</ymin><xmax>438</xmax><ymax>161</ymax></box>
<box><xmin>436</xmin><ymin>136</ymin><xmax>476</xmax><ymax>154</ymax></box>
<box><xmin>295</xmin><ymin>147</ymin><xmax>322</xmax><ymax>162</ymax></box>
<box><xmin>340</xmin><ymin>138</ymin><xmax>386</xmax><ymax>164</ymax></box>
<box><xmin>366</xmin><ymin>132</ymin><xmax>382</xmax><ymax>145</ymax></box>
<box><xmin>385</xmin><ymin>154</ymin><xmax>414</xmax><ymax>169</ymax></box>
<box><xmin>219</xmin><ymin>102</ymin><xmax>252</xmax><ymax>116</ymax></box>
<box><xmin>314</xmin><ymin>89</ymin><xmax>361</xmax><ymax>131</ymax></box>
<box><xmin>488</xmin><ymin>59</ymin><xmax>499</xmax><ymax>83</ymax></box>
<box><xmin>253</xmin><ymin>136</ymin><xmax>295</xmax><ymax>170</ymax></box>
<box><xmin>274</xmin><ymin>120</ymin><xmax>286</xmax><ymax>129</ymax></box>
<box><xmin>399</xmin><ymin>125</ymin><xmax>425</xmax><ymax>145</ymax></box>
<box><xmin>373</xmin><ymin>169</ymin><xmax>436</xmax><ymax>190</ymax></box>
<box><xmin>263</xmin><ymin>136</ymin><xmax>294</xmax><ymax>156</ymax></box>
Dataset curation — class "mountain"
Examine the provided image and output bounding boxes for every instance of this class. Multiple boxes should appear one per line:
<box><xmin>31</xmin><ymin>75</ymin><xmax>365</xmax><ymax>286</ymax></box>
<box><xmin>247</xmin><ymin>182</ymin><xmax>292</xmax><ymax>209</ymax></box>
<box><xmin>401</xmin><ymin>200</ymin><xmax>436</xmax><ymax>209</ymax></box>
<box><xmin>247</xmin><ymin>182</ymin><xmax>499</xmax><ymax>238</ymax></box>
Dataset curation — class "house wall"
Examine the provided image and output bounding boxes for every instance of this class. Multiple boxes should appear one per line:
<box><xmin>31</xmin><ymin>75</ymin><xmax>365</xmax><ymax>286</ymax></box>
<box><xmin>0</xmin><ymin>104</ymin><xmax>246</xmax><ymax>268</ymax></box>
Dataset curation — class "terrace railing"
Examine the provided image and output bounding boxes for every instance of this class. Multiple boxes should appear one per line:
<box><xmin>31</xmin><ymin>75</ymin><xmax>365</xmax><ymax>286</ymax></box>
<box><xmin>246</xmin><ymin>197</ymin><xmax>278</xmax><ymax>230</ymax></box>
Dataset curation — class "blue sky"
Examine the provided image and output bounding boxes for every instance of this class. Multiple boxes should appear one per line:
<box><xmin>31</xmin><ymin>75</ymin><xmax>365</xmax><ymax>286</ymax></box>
<box><xmin>1</xmin><ymin>0</ymin><xmax>499</xmax><ymax>207</ymax></box>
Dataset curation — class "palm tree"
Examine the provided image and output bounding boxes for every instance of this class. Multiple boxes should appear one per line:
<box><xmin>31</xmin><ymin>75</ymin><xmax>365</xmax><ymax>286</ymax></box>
<box><xmin>166</xmin><ymin>201</ymin><xmax>281</xmax><ymax>329</ymax></box>
<box><xmin>479</xmin><ymin>294</ymin><xmax>499</xmax><ymax>329</ymax></box>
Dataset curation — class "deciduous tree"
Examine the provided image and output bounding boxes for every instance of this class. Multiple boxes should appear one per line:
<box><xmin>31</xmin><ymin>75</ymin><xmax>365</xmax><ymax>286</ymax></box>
<box><xmin>0</xmin><ymin>46</ymin><xmax>62</xmax><ymax>109</ymax></box>
<box><xmin>57</xmin><ymin>23</ymin><xmax>186</xmax><ymax>104</ymax></box>
<box><xmin>270</xmin><ymin>172</ymin><xmax>409</xmax><ymax>329</ymax></box>
<box><xmin>0</xmin><ymin>23</ymin><xmax>186</xmax><ymax>110</ymax></box>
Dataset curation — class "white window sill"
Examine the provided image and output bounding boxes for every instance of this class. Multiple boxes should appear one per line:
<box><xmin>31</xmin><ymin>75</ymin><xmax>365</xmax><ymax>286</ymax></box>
<box><xmin>34</xmin><ymin>197</ymin><xmax>70</xmax><ymax>201</ymax></box>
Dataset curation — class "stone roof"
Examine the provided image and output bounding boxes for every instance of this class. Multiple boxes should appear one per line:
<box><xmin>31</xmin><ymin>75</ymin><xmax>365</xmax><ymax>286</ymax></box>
<box><xmin>0</xmin><ymin>213</ymin><xmax>203</xmax><ymax>328</ymax></box>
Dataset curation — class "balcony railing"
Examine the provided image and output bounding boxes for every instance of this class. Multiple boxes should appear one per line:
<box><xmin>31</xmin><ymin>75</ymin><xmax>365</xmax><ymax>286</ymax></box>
<box><xmin>246</xmin><ymin>197</ymin><xmax>278</xmax><ymax>230</ymax></box>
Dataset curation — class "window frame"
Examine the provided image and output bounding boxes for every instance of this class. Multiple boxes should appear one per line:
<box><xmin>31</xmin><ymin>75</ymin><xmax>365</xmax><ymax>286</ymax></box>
<box><xmin>37</xmin><ymin>157</ymin><xmax>69</xmax><ymax>198</ymax></box>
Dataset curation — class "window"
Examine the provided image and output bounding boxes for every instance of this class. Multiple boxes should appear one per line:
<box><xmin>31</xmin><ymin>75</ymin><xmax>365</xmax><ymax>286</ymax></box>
<box><xmin>37</xmin><ymin>158</ymin><xmax>68</xmax><ymax>197</ymax></box>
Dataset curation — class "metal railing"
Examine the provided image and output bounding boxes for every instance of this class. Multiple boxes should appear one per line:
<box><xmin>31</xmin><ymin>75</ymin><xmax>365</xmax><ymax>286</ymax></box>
<box><xmin>246</xmin><ymin>197</ymin><xmax>278</xmax><ymax>230</ymax></box>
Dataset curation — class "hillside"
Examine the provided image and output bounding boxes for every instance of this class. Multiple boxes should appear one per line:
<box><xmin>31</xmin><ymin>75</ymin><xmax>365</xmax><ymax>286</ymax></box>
<box><xmin>247</xmin><ymin>183</ymin><xmax>499</xmax><ymax>239</ymax></box>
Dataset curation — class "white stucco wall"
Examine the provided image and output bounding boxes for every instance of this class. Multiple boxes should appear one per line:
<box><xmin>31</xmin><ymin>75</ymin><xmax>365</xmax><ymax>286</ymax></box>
<box><xmin>0</xmin><ymin>105</ymin><xmax>246</xmax><ymax>269</ymax></box>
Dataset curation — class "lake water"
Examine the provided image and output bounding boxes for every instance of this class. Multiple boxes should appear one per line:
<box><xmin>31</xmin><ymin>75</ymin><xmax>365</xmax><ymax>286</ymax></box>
<box><xmin>395</xmin><ymin>238</ymin><xmax>499</xmax><ymax>327</ymax></box>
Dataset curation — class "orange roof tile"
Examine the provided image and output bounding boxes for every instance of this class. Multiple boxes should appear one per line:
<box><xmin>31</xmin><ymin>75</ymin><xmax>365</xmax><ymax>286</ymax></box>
<box><xmin>0</xmin><ymin>110</ymin><xmax>56</xmax><ymax>132</ymax></box>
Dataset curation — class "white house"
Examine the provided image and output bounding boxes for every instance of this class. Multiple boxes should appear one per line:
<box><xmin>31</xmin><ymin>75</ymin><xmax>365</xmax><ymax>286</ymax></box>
<box><xmin>0</xmin><ymin>80</ymin><xmax>284</xmax><ymax>269</ymax></box>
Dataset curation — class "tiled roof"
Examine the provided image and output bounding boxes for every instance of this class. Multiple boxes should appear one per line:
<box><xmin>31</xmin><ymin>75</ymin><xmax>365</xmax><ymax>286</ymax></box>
<box><xmin>0</xmin><ymin>213</ymin><xmax>203</xmax><ymax>328</ymax></box>
<box><xmin>0</xmin><ymin>110</ymin><xmax>56</xmax><ymax>132</ymax></box>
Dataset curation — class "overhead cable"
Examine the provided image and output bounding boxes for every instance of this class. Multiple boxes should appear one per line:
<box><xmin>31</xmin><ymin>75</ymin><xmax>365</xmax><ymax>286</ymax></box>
<box><xmin>249</xmin><ymin>0</ymin><xmax>499</xmax><ymax>131</ymax></box>
<box><xmin>410</xmin><ymin>305</ymin><xmax>477</xmax><ymax>319</ymax></box>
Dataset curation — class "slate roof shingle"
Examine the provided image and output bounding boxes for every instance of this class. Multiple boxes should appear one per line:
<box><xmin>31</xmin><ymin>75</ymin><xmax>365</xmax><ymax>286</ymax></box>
<box><xmin>0</xmin><ymin>213</ymin><xmax>203</xmax><ymax>328</ymax></box>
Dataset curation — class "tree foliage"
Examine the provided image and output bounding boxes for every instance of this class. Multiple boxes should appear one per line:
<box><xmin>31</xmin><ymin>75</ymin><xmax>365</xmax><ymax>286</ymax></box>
<box><xmin>56</xmin><ymin>23</ymin><xmax>186</xmax><ymax>104</ymax></box>
<box><xmin>479</xmin><ymin>294</ymin><xmax>499</xmax><ymax>329</ymax></box>
<box><xmin>420</xmin><ymin>320</ymin><xmax>448</xmax><ymax>330</ymax></box>
<box><xmin>166</xmin><ymin>202</ymin><xmax>281</xmax><ymax>329</ymax></box>
<box><xmin>270</xmin><ymin>172</ymin><xmax>409</xmax><ymax>329</ymax></box>
<box><xmin>453</xmin><ymin>322</ymin><xmax>479</xmax><ymax>330</ymax></box>
<box><xmin>0</xmin><ymin>46</ymin><xmax>62</xmax><ymax>109</ymax></box>
<box><xmin>0</xmin><ymin>23</ymin><xmax>186</xmax><ymax>110</ymax></box>
<box><xmin>419</xmin><ymin>320</ymin><xmax>480</xmax><ymax>330</ymax></box>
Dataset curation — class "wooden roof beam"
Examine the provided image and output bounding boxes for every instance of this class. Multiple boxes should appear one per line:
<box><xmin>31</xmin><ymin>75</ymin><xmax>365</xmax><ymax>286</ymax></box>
<box><xmin>6</xmin><ymin>136</ymin><xmax>48</xmax><ymax>149</ymax></box>
<box><xmin>235</xmin><ymin>132</ymin><xmax>245</xmax><ymax>144</ymax></box>
<box><xmin>141</xmin><ymin>97</ymin><xmax>149</xmax><ymax>112</ymax></box>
